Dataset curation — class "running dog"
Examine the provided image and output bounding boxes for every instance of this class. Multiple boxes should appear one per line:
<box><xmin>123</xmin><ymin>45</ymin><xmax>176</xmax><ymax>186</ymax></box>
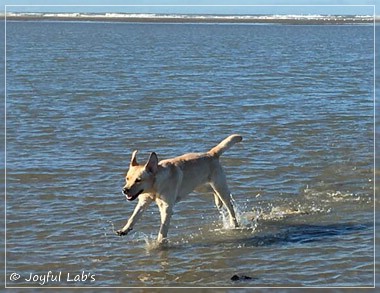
<box><xmin>116</xmin><ymin>134</ymin><xmax>243</xmax><ymax>243</ymax></box>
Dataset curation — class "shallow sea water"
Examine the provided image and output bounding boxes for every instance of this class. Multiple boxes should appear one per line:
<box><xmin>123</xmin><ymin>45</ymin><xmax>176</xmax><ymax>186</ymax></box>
<box><xmin>3</xmin><ymin>21</ymin><xmax>375</xmax><ymax>288</ymax></box>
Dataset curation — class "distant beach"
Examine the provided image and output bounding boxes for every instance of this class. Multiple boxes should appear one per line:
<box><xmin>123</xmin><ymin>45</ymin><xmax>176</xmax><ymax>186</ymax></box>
<box><xmin>4</xmin><ymin>12</ymin><xmax>374</xmax><ymax>25</ymax></box>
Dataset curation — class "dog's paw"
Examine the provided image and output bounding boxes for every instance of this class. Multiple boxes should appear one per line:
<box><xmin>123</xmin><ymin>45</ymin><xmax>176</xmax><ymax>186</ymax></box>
<box><xmin>116</xmin><ymin>227</ymin><xmax>132</xmax><ymax>236</ymax></box>
<box><xmin>116</xmin><ymin>229</ymin><xmax>127</xmax><ymax>236</ymax></box>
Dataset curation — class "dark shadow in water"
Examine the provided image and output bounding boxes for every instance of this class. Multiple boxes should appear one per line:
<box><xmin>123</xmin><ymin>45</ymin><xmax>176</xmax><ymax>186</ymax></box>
<box><xmin>135</xmin><ymin>222</ymin><xmax>373</xmax><ymax>253</ymax></box>
<box><xmin>160</xmin><ymin>223</ymin><xmax>373</xmax><ymax>250</ymax></box>
<box><xmin>233</xmin><ymin>222</ymin><xmax>373</xmax><ymax>248</ymax></box>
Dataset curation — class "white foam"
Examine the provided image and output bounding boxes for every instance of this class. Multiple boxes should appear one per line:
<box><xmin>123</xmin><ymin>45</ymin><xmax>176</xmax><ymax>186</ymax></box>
<box><xmin>6</xmin><ymin>12</ymin><xmax>373</xmax><ymax>22</ymax></box>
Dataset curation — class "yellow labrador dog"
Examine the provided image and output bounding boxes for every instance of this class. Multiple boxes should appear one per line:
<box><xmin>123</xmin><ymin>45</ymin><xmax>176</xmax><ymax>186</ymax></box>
<box><xmin>116</xmin><ymin>134</ymin><xmax>242</xmax><ymax>243</ymax></box>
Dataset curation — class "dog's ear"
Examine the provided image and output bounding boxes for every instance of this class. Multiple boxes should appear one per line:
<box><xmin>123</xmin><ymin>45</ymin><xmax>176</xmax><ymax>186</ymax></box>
<box><xmin>130</xmin><ymin>150</ymin><xmax>139</xmax><ymax>167</ymax></box>
<box><xmin>145</xmin><ymin>152</ymin><xmax>158</xmax><ymax>174</ymax></box>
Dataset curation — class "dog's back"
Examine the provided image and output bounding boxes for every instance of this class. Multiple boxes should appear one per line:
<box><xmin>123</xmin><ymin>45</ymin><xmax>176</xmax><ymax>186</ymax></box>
<box><xmin>156</xmin><ymin>134</ymin><xmax>243</xmax><ymax>201</ymax></box>
<box><xmin>159</xmin><ymin>134</ymin><xmax>243</xmax><ymax>167</ymax></box>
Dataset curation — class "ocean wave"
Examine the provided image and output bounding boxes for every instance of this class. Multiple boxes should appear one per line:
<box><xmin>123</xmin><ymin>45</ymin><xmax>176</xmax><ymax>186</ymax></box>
<box><xmin>5</xmin><ymin>12</ymin><xmax>374</xmax><ymax>22</ymax></box>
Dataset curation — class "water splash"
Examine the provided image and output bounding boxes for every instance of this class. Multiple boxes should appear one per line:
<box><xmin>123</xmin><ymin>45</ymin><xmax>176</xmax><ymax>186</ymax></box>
<box><xmin>258</xmin><ymin>205</ymin><xmax>327</xmax><ymax>221</ymax></box>
<box><xmin>218</xmin><ymin>194</ymin><xmax>259</xmax><ymax>231</ymax></box>
<box><xmin>303</xmin><ymin>185</ymin><xmax>371</xmax><ymax>204</ymax></box>
<box><xmin>144</xmin><ymin>237</ymin><xmax>164</xmax><ymax>251</ymax></box>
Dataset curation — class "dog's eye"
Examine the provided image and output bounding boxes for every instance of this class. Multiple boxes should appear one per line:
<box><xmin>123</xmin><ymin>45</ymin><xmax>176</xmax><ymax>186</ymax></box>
<box><xmin>135</xmin><ymin>178</ymin><xmax>142</xmax><ymax>183</ymax></box>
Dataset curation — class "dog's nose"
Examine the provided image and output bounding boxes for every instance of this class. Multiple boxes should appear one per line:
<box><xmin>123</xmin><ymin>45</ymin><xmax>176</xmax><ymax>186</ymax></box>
<box><xmin>122</xmin><ymin>187</ymin><xmax>129</xmax><ymax>195</ymax></box>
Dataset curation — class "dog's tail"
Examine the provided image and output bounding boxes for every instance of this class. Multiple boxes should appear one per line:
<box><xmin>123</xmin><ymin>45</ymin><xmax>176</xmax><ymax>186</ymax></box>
<box><xmin>208</xmin><ymin>134</ymin><xmax>243</xmax><ymax>157</ymax></box>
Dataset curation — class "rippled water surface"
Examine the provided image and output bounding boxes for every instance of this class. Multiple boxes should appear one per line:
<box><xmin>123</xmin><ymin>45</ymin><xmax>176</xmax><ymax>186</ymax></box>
<box><xmin>4</xmin><ymin>21</ymin><xmax>375</xmax><ymax>287</ymax></box>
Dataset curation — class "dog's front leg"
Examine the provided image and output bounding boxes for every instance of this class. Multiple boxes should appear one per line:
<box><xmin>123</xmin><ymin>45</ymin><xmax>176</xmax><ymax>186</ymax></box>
<box><xmin>116</xmin><ymin>196</ymin><xmax>152</xmax><ymax>236</ymax></box>
<box><xmin>156</xmin><ymin>199</ymin><xmax>173</xmax><ymax>244</ymax></box>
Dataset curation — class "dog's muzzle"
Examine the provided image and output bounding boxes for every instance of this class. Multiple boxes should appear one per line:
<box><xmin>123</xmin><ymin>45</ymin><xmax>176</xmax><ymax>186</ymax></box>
<box><xmin>122</xmin><ymin>188</ymin><xmax>144</xmax><ymax>201</ymax></box>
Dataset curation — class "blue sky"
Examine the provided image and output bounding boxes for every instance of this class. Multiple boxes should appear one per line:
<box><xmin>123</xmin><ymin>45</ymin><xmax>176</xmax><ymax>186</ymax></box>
<box><xmin>1</xmin><ymin>0</ymin><xmax>377</xmax><ymax>15</ymax></box>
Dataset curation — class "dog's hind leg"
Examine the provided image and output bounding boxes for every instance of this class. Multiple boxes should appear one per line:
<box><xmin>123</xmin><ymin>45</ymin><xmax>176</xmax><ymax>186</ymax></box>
<box><xmin>214</xmin><ymin>193</ymin><xmax>223</xmax><ymax>210</ymax></box>
<box><xmin>210</xmin><ymin>170</ymin><xmax>239</xmax><ymax>228</ymax></box>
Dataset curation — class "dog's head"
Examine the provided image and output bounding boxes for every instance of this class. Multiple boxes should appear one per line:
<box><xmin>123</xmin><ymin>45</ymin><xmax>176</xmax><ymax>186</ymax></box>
<box><xmin>122</xmin><ymin>150</ymin><xmax>158</xmax><ymax>201</ymax></box>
